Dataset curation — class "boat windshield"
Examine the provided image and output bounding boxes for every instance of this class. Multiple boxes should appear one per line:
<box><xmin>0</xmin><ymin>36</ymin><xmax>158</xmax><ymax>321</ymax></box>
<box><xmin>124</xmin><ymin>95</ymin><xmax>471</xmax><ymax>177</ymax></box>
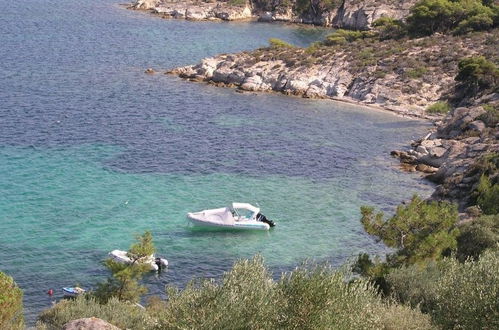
<box><xmin>233</xmin><ymin>208</ymin><xmax>255</xmax><ymax>220</ymax></box>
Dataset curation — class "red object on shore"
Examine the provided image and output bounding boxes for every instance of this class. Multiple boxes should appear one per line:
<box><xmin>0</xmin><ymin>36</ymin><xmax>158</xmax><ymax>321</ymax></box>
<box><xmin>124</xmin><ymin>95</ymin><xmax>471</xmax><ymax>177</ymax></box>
<box><xmin>47</xmin><ymin>289</ymin><xmax>53</xmax><ymax>296</ymax></box>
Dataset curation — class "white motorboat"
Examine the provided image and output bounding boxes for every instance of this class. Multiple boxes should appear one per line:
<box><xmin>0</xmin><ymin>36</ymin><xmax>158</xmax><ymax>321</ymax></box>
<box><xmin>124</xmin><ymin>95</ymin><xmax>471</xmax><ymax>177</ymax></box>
<box><xmin>108</xmin><ymin>250</ymin><xmax>168</xmax><ymax>271</ymax></box>
<box><xmin>62</xmin><ymin>287</ymin><xmax>86</xmax><ymax>297</ymax></box>
<box><xmin>187</xmin><ymin>202</ymin><xmax>275</xmax><ymax>231</ymax></box>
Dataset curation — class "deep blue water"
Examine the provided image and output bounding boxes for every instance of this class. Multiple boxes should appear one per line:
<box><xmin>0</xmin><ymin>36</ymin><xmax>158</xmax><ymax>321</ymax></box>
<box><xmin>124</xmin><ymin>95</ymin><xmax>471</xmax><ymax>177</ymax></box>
<box><xmin>0</xmin><ymin>0</ymin><xmax>433</xmax><ymax>324</ymax></box>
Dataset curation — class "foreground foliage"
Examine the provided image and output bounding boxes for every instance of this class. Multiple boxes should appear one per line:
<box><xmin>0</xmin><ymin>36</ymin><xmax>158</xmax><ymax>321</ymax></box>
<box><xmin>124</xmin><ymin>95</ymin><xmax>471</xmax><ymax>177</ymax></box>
<box><xmin>457</xmin><ymin>214</ymin><xmax>499</xmax><ymax>261</ymax></box>
<box><xmin>0</xmin><ymin>271</ymin><xmax>24</xmax><ymax>330</ymax></box>
<box><xmin>93</xmin><ymin>231</ymin><xmax>155</xmax><ymax>303</ymax></box>
<box><xmin>360</xmin><ymin>195</ymin><xmax>459</xmax><ymax>266</ymax></box>
<box><xmin>37</xmin><ymin>297</ymin><xmax>154</xmax><ymax>330</ymax></box>
<box><xmin>38</xmin><ymin>257</ymin><xmax>434</xmax><ymax>329</ymax></box>
<box><xmin>388</xmin><ymin>248</ymin><xmax>499</xmax><ymax>330</ymax></box>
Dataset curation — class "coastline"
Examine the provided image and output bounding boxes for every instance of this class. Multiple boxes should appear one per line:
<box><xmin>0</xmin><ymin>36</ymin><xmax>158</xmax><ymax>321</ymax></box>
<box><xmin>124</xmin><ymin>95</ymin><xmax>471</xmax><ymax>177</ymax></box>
<box><xmin>162</xmin><ymin>26</ymin><xmax>498</xmax><ymax>215</ymax></box>
<box><xmin>137</xmin><ymin>1</ymin><xmax>498</xmax><ymax>213</ymax></box>
<box><xmin>169</xmin><ymin>71</ymin><xmax>438</xmax><ymax>121</ymax></box>
<box><xmin>128</xmin><ymin>0</ymin><xmax>418</xmax><ymax>30</ymax></box>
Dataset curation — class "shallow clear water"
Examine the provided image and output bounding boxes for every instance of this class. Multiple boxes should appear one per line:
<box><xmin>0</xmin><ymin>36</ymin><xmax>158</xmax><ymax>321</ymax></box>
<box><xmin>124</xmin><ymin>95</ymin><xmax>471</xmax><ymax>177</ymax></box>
<box><xmin>0</xmin><ymin>0</ymin><xmax>433</xmax><ymax>323</ymax></box>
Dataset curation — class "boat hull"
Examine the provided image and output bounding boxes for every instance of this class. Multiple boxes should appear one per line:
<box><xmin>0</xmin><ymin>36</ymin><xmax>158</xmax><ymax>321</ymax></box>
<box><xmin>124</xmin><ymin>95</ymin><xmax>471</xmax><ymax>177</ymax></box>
<box><xmin>108</xmin><ymin>250</ymin><xmax>168</xmax><ymax>271</ymax></box>
<box><xmin>187</xmin><ymin>213</ymin><xmax>270</xmax><ymax>231</ymax></box>
<box><xmin>62</xmin><ymin>287</ymin><xmax>85</xmax><ymax>297</ymax></box>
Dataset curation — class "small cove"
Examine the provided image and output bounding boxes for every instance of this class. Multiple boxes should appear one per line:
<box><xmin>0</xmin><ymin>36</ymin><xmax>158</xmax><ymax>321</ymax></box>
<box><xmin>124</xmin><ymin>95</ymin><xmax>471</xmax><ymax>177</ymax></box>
<box><xmin>0</xmin><ymin>0</ymin><xmax>434</xmax><ymax>323</ymax></box>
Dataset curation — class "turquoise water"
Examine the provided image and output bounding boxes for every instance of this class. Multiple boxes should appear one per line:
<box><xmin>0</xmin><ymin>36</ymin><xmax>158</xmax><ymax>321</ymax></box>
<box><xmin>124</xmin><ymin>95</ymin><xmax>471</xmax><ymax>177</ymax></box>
<box><xmin>0</xmin><ymin>0</ymin><xmax>433</xmax><ymax>323</ymax></box>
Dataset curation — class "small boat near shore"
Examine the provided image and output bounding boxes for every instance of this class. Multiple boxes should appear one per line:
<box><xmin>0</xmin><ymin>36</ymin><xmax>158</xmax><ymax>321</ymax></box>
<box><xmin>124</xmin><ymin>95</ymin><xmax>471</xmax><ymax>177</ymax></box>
<box><xmin>187</xmin><ymin>203</ymin><xmax>275</xmax><ymax>231</ymax></box>
<box><xmin>108</xmin><ymin>250</ymin><xmax>168</xmax><ymax>271</ymax></box>
<box><xmin>62</xmin><ymin>287</ymin><xmax>86</xmax><ymax>297</ymax></box>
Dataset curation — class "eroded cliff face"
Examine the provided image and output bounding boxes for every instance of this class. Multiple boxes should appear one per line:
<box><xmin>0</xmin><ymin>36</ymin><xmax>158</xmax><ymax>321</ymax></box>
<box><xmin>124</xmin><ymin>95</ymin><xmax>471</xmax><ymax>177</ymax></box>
<box><xmin>131</xmin><ymin>0</ymin><xmax>419</xmax><ymax>29</ymax></box>
<box><xmin>332</xmin><ymin>0</ymin><xmax>418</xmax><ymax>30</ymax></box>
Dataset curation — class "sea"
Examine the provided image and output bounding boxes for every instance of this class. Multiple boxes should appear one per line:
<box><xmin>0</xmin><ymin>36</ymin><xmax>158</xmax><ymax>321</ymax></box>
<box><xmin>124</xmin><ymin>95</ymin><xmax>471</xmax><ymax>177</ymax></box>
<box><xmin>0</xmin><ymin>0</ymin><xmax>433</xmax><ymax>324</ymax></box>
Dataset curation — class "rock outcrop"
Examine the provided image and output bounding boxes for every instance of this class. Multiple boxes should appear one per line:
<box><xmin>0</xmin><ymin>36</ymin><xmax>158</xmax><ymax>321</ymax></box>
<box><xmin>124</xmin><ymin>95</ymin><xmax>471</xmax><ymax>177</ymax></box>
<box><xmin>62</xmin><ymin>317</ymin><xmax>120</xmax><ymax>330</ymax></box>
<box><xmin>130</xmin><ymin>0</ymin><xmax>419</xmax><ymax>29</ymax></box>
<box><xmin>150</xmin><ymin>2</ymin><xmax>253</xmax><ymax>21</ymax></box>
<box><xmin>133</xmin><ymin>0</ymin><xmax>161</xmax><ymax>10</ymax></box>
<box><xmin>169</xmin><ymin>31</ymin><xmax>493</xmax><ymax>117</ymax></box>
<box><xmin>392</xmin><ymin>94</ymin><xmax>499</xmax><ymax>211</ymax></box>
<box><xmin>332</xmin><ymin>0</ymin><xmax>418</xmax><ymax>30</ymax></box>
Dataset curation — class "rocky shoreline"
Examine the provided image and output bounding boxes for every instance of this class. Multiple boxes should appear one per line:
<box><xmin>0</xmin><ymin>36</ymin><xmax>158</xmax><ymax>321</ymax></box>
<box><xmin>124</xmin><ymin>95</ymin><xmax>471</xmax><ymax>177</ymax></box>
<box><xmin>168</xmin><ymin>30</ymin><xmax>495</xmax><ymax>118</ymax></box>
<box><xmin>140</xmin><ymin>1</ymin><xmax>498</xmax><ymax>216</ymax></box>
<box><xmin>164</xmin><ymin>31</ymin><xmax>498</xmax><ymax>215</ymax></box>
<box><xmin>130</xmin><ymin>0</ymin><xmax>418</xmax><ymax>30</ymax></box>
<box><xmin>391</xmin><ymin>95</ymin><xmax>498</xmax><ymax>214</ymax></box>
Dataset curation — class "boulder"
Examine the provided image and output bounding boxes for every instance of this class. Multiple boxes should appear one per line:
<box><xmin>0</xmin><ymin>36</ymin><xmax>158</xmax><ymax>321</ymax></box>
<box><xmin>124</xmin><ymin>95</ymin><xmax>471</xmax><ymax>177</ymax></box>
<box><xmin>416</xmin><ymin>164</ymin><xmax>438</xmax><ymax>173</ymax></box>
<box><xmin>241</xmin><ymin>75</ymin><xmax>263</xmax><ymax>91</ymax></box>
<box><xmin>428</xmin><ymin>146</ymin><xmax>447</xmax><ymax>158</ymax></box>
<box><xmin>63</xmin><ymin>318</ymin><xmax>120</xmax><ymax>330</ymax></box>
<box><xmin>416</xmin><ymin>145</ymin><xmax>429</xmax><ymax>155</ymax></box>
<box><xmin>133</xmin><ymin>0</ymin><xmax>160</xmax><ymax>10</ymax></box>
<box><xmin>467</xmin><ymin>120</ymin><xmax>486</xmax><ymax>133</ymax></box>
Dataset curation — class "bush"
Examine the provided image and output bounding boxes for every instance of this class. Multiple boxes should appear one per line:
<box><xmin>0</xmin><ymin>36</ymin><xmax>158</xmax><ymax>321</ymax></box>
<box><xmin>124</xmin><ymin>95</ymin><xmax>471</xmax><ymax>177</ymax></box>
<box><xmin>37</xmin><ymin>296</ymin><xmax>154</xmax><ymax>330</ymax></box>
<box><xmin>407</xmin><ymin>0</ymin><xmax>497</xmax><ymax>36</ymax></box>
<box><xmin>476</xmin><ymin>174</ymin><xmax>499</xmax><ymax>214</ymax></box>
<box><xmin>455</xmin><ymin>56</ymin><xmax>499</xmax><ymax>96</ymax></box>
<box><xmin>276</xmin><ymin>263</ymin><xmax>434</xmax><ymax>329</ymax></box>
<box><xmin>93</xmin><ymin>231</ymin><xmax>156</xmax><ymax>303</ymax></box>
<box><xmin>360</xmin><ymin>195</ymin><xmax>459</xmax><ymax>266</ymax></box>
<box><xmin>457</xmin><ymin>214</ymin><xmax>499</xmax><ymax>261</ymax></box>
<box><xmin>372</xmin><ymin>17</ymin><xmax>407</xmax><ymax>40</ymax></box>
<box><xmin>0</xmin><ymin>271</ymin><xmax>23</xmax><ymax>330</ymax></box>
<box><xmin>426</xmin><ymin>101</ymin><xmax>451</xmax><ymax>114</ymax></box>
<box><xmin>406</xmin><ymin>67</ymin><xmax>428</xmax><ymax>79</ymax></box>
<box><xmin>454</xmin><ymin>12</ymin><xmax>495</xmax><ymax>34</ymax></box>
<box><xmin>149</xmin><ymin>257</ymin><xmax>434</xmax><ymax>329</ymax></box>
<box><xmin>153</xmin><ymin>256</ymin><xmax>279</xmax><ymax>329</ymax></box>
<box><xmin>388</xmin><ymin>249</ymin><xmax>499</xmax><ymax>329</ymax></box>
<box><xmin>322</xmin><ymin>29</ymin><xmax>374</xmax><ymax>46</ymax></box>
<box><xmin>477</xmin><ymin>103</ymin><xmax>499</xmax><ymax>127</ymax></box>
<box><xmin>268</xmin><ymin>38</ymin><xmax>295</xmax><ymax>49</ymax></box>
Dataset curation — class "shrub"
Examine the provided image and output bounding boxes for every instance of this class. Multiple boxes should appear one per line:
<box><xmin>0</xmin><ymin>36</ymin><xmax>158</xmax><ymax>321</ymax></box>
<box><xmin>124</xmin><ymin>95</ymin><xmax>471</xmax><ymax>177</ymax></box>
<box><xmin>407</xmin><ymin>0</ymin><xmax>497</xmax><ymax>36</ymax></box>
<box><xmin>388</xmin><ymin>249</ymin><xmax>499</xmax><ymax>329</ymax></box>
<box><xmin>268</xmin><ymin>38</ymin><xmax>295</xmax><ymax>49</ymax></box>
<box><xmin>477</xmin><ymin>103</ymin><xmax>499</xmax><ymax>127</ymax></box>
<box><xmin>476</xmin><ymin>174</ymin><xmax>499</xmax><ymax>214</ymax></box>
<box><xmin>360</xmin><ymin>195</ymin><xmax>460</xmax><ymax>266</ymax></box>
<box><xmin>276</xmin><ymin>263</ymin><xmax>434</xmax><ymax>329</ymax></box>
<box><xmin>454</xmin><ymin>12</ymin><xmax>495</xmax><ymax>34</ymax></box>
<box><xmin>455</xmin><ymin>56</ymin><xmax>499</xmax><ymax>96</ymax></box>
<box><xmin>372</xmin><ymin>17</ymin><xmax>407</xmax><ymax>40</ymax></box>
<box><xmin>406</xmin><ymin>67</ymin><xmax>428</xmax><ymax>79</ymax></box>
<box><xmin>37</xmin><ymin>296</ymin><xmax>154</xmax><ymax>330</ymax></box>
<box><xmin>0</xmin><ymin>271</ymin><xmax>23</xmax><ymax>330</ymax></box>
<box><xmin>149</xmin><ymin>257</ymin><xmax>434</xmax><ymax>329</ymax></box>
<box><xmin>93</xmin><ymin>231</ymin><xmax>156</xmax><ymax>303</ymax></box>
<box><xmin>322</xmin><ymin>29</ymin><xmax>374</xmax><ymax>46</ymax></box>
<box><xmin>457</xmin><ymin>214</ymin><xmax>499</xmax><ymax>261</ymax></box>
<box><xmin>426</xmin><ymin>101</ymin><xmax>451</xmax><ymax>114</ymax></box>
<box><xmin>153</xmin><ymin>256</ymin><xmax>279</xmax><ymax>329</ymax></box>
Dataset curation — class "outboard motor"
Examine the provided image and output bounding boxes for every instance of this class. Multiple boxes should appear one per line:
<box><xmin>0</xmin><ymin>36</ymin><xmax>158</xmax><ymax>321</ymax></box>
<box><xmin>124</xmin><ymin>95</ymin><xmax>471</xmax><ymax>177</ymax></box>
<box><xmin>257</xmin><ymin>213</ymin><xmax>275</xmax><ymax>227</ymax></box>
